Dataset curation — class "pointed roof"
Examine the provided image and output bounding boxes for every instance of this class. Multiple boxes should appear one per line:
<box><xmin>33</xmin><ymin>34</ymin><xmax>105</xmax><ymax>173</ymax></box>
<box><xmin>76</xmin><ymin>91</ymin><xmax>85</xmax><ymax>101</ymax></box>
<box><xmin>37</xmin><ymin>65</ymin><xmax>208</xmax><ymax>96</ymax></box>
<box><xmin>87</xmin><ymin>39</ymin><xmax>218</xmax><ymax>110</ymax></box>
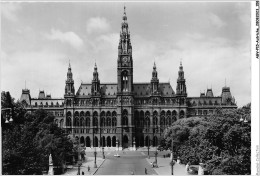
<box><xmin>153</xmin><ymin>61</ymin><xmax>156</xmax><ymax>69</ymax></box>
<box><xmin>123</xmin><ymin>5</ymin><xmax>127</xmax><ymax>21</ymax></box>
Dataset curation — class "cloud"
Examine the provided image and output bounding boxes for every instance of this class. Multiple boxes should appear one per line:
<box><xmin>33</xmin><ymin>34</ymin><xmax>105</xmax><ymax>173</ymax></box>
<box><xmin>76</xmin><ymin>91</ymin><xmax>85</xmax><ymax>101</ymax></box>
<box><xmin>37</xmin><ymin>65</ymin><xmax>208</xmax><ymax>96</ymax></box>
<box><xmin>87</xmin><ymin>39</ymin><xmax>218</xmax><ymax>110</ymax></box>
<box><xmin>1</xmin><ymin>2</ymin><xmax>21</xmax><ymax>21</ymax></box>
<box><xmin>45</xmin><ymin>29</ymin><xmax>84</xmax><ymax>50</ymax></box>
<box><xmin>208</xmin><ymin>13</ymin><xmax>226</xmax><ymax>28</ymax></box>
<box><xmin>86</xmin><ymin>17</ymin><xmax>111</xmax><ymax>34</ymax></box>
<box><xmin>1</xmin><ymin>50</ymin><xmax>67</xmax><ymax>100</ymax></box>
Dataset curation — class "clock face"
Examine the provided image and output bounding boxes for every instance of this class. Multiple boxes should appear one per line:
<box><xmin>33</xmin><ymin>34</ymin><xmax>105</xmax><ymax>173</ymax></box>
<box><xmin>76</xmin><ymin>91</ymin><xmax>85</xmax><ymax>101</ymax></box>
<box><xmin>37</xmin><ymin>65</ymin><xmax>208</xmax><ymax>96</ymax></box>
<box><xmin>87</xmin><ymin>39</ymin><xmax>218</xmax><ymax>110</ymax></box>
<box><xmin>123</xmin><ymin>57</ymin><xmax>128</xmax><ymax>62</ymax></box>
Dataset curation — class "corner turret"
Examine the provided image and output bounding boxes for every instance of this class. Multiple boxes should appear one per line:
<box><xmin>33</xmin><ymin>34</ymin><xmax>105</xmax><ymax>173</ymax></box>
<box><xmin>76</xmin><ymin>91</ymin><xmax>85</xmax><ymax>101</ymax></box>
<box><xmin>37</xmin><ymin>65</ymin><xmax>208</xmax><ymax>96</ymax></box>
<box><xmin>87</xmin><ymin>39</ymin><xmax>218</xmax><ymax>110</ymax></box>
<box><xmin>20</xmin><ymin>89</ymin><xmax>31</xmax><ymax>106</ymax></box>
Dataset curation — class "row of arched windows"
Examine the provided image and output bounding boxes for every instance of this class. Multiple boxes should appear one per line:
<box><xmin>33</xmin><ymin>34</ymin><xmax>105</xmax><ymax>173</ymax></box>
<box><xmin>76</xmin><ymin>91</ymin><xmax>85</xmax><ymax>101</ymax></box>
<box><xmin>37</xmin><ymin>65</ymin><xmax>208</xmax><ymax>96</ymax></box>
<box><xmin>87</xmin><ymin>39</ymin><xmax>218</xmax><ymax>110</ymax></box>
<box><xmin>66</xmin><ymin>111</ymin><xmax>118</xmax><ymax>127</ymax></box>
<box><xmin>192</xmin><ymin>100</ymin><xmax>219</xmax><ymax>106</ymax></box>
<box><xmin>134</xmin><ymin>110</ymin><xmax>185</xmax><ymax>127</ymax></box>
<box><xmin>34</xmin><ymin>101</ymin><xmax>63</xmax><ymax>107</ymax></box>
<box><xmin>64</xmin><ymin>109</ymin><xmax>185</xmax><ymax>127</ymax></box>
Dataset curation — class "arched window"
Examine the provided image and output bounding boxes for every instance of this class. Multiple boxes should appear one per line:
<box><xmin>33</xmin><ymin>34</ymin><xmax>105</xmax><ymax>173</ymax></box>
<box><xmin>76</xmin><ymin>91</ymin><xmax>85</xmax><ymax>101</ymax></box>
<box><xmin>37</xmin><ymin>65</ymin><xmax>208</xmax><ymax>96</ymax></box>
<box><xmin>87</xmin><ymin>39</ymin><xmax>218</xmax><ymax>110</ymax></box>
<box><xmin>75</xmin><ymin>117</ymin><xmax>80</xmax><ymax>127</ymax></box>
<box><xmin>66</xmin><ymin>117</ymin><xmax>71</xmax><ymax>126</ymax></box>
<box><xmin>122</xmin><ymin>110</ymin><xmax>128</xmax><ymax>126</ymax></box>
<box><xmin>107</xmin><ymin>117</ymin><xmax>111</xmax><ymax>126</ymax></box>
<box><xmin>93</xmin><ymin>111</ymin><xmax>98</xmax><ymax>127</ymax></box>
<box><xmin>80</xmin><ymin>117</ymin><xmax>84</xmax><ymax>127</ymax></box>
<box><xmin>122</xmin><ymin>71</ymin><xmax>128</xmax><ymax>92</ymax></box>
<box><xmin>86</xmin><ymin>111</ymin><xmax>90</xmax><ymax>126</ymax></box>
<box><xmin>100</xmin><ymin>111</ymin><xmax>105</xmax><ymax>127</ymax></box>
<box><xmin>145</xmin><ymin>111</ymin><xmax>150</xmax><ymax>127</ymax></box>
<box><xmin>145</xmin><ymin>117</ymin><xmax>150</xmax><ymax>127</ymax></box>
<box><xmin>112</xmin><ymin>117</ymin><xmax>117</xmax><ymax>126</ymax></box>
<box><xmin>172</xmin><ymin>110</ymin><xmax>177</xmax><ymax>122</ymax></box>
<box><xmin>80</xmin><ymin>111</ymin><xmax>84</xmax><ymax>117</ymax></box>
<box><xmin>160</xmin><ymin>111</ymin><xmax>165</xmax><ymax>126</ymax></box>
<box><xmin>153</xmin><ymin>111</ymin><xmax>158</xmax><ymax>126</ymax></box>
<box><xmin>86</xmin><ymin>117</ymin><xmax>90</xmax><ymax>127</ymax></box>
<box><xmin>112</xmin><ymin>111</ymin><xmax>117</xmax><ymax>127</ymax></box>
<box><xmin>106</xmin><ymin>111</ymin><xmax>111</xmax><ymax>127</ymax></box>
<box><xmin>74</xmin><ymin>111</ymin><xmax>79</xmax><ymax>125</ymax></box>
<box><xmin>166</xmin><ymin>111</ymin><xmax>171</xmax><ymax>126</ymax></box>
<box><xmin>66</xmin><ymin>112</ymin><xmax>72</xmax><ymax>126</ymax></box>
<box><xmin>60</xmin><ymin>119</ymin><xmax>64</xmax><ymax>128</ymax></box>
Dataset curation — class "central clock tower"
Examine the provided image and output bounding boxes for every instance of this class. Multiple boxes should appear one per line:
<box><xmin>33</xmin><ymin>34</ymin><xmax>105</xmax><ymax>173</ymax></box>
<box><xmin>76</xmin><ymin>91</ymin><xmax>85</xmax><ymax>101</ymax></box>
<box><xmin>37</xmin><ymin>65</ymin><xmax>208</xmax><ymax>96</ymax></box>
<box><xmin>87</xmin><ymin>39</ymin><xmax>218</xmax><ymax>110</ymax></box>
<box><xmin>117</xmin><ymin>6</ymin><xmax>133</xmax><ymax>94</ymax></box>
<box><xmin>117</xmin><ymin>6</ymin><xmax>134</xmax><ymax>149</ymax></box>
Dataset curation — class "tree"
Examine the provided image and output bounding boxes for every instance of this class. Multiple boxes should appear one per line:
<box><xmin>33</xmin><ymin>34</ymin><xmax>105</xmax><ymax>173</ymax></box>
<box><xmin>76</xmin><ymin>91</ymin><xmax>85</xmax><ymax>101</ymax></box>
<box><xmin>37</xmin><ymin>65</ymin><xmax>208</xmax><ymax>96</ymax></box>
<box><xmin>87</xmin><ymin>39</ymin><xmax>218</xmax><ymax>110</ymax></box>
<box><xmin>2</xmin><ymin>91</ymin><xmax>73</xmax><ymax>175</ymax></box>
<box><xmin>164</xmin><ymin>104</ymin><xmax>251</xmax><ymax>175</ymax></box>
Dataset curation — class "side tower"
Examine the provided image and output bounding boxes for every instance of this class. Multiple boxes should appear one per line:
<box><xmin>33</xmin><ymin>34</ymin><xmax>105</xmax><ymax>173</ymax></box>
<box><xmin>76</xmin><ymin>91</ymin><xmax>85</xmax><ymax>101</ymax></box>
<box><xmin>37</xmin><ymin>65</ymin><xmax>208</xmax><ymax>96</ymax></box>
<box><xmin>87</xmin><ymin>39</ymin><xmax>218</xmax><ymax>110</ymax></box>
<box><xmin>91</xmin><ymin>63</ymin><xmax>101</xmax><ymax>96</ymax></box>
<box><xmin>117</xmin><ymin>6</ymin><xmax>134</xmax><ymax>149</ymax></box>
<box><xmin>91</xmin><ymin>63</ymin><xmax>101</xmax><ymax>107</ymax></box>
<box><xmin>64</xmin><ymin>62</ymin><xmax>75</xmax><ymax>134</ymax></box>
<box><xmin>151</xmin><ymin>62</ymin><xmax>159</xmax><ymax>95</ymax></box>
<box><xmin>176</xmin><ymin>62</ymin><xmax>187</xmax><ymax>118</ymax></box>
<box><xmin>176</xmin><ymin>62</ymin><xmax>187</xmax><ymax>97</ymax></box>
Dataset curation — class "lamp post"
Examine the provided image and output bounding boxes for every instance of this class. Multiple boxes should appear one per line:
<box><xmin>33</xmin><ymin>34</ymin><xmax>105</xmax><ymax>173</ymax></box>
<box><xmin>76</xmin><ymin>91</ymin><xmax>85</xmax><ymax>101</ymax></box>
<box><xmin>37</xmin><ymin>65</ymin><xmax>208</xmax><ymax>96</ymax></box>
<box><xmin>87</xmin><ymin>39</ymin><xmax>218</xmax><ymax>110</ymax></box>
<box><xmin>147</xmin><ymin>139</ymin><xmax>150</xmax><ymax>159</ymax></box>
<box><xmin>170</xmin><ymin>139</ymin><xmax>175</xmax><ymax>175</ymax></box>
<box><xmin>102</xmin><ymin>147</ymin><xmax>105</xmax><ymax>159</ymax></box>
<box><xmin>154</xmin><ymin>148</ymin><xmax>158</xmax><ymax>168</ymax></box>
<box><xmin>76</xmin><ymin>138</ymin><xmax>82</xmax><ymax>175</ymax></box>
<box><xmin>240</xmin><ymin>115</ymin><xmax>248</xmax><ymax>123</ymax></box>
<box><xmin>94</xmin><ymin>147</ymin><xmax>97</xmax><ymax>168</ymax></box>
<box><xmin>2</xmin><ymin>108</ymin><xmax>13</xmax><ymax>124</ymax></box>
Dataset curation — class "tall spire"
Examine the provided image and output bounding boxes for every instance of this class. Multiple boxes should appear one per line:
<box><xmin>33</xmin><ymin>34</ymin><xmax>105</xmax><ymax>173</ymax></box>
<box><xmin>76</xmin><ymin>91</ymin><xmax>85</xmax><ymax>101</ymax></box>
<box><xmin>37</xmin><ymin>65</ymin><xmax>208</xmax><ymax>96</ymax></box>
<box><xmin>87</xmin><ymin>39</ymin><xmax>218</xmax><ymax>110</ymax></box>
<box><xmin>118</xmin><ymin>5</ymin><xmax>132</xmax><ymax>55</ymax></box>
<box><xmin>176</xmin><ymin>62</ymin><xmax>187</xmax><ymax>96</ymax></box>
<box><xmin>93</xmin><ymin>62</ymin><xmax>99</xmax><ymax>81</ymax></box>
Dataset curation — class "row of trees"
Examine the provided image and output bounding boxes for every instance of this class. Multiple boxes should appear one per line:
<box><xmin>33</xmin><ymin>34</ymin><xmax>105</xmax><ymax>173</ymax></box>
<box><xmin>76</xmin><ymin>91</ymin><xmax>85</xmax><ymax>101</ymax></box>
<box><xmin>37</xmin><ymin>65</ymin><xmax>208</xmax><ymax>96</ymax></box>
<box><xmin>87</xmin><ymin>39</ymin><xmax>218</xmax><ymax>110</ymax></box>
<box><xmin>1</xmin><ymin>92</ymin><xmax>75</xmax><ymax>175</ymax></box>
<box><xmin>161</xmin><ymin>105</ymin><xmax>251</xmax><ymax>175</ymax></box>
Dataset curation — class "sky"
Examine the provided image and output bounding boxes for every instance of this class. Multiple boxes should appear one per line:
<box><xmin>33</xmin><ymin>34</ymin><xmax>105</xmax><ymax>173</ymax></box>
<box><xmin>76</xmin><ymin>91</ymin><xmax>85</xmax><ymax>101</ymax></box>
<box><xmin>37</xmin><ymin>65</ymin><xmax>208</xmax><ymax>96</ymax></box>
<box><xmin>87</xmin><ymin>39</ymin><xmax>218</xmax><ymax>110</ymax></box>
<box><xmin>1</xmin><ymin>2</ymin><xmax>251</xmax><ymax>107</ymax></box>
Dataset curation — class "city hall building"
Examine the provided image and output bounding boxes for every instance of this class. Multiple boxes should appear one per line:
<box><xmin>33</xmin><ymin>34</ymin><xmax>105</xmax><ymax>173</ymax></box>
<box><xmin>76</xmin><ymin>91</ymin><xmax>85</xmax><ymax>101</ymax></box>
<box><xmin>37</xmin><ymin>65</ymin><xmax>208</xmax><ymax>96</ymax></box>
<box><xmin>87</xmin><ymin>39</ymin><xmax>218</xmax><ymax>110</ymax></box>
<box><xmin>20</xmin><ymin>7</ymin><xmax>237</xmax><ymax>149</ymax></box>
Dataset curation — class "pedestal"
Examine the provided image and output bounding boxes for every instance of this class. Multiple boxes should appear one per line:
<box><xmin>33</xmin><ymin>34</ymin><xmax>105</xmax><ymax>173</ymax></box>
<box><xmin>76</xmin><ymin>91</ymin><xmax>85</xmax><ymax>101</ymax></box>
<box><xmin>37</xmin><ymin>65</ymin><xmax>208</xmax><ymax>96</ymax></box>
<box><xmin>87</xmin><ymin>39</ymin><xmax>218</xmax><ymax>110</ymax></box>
<box><xmin>133</xmin><ymin>141</ymin><xmax>136</xmax><ymax>151</ymax></box>
<box><xmin>48</xmin><ymin>165</ymin><xmax>53</xmax><ymax>175</ymax></box>
<box><xmin>198</xmin><ymin>163</ymin><xmax>204</xmax><ymax>175</ymax></box>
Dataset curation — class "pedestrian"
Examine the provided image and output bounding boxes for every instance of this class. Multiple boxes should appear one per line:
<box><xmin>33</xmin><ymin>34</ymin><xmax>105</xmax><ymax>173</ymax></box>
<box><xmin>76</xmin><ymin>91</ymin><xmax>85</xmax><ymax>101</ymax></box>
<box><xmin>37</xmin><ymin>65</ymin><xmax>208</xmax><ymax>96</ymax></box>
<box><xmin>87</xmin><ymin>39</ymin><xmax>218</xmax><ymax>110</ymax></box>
<box><xmin>88</xmin><ymin>165</ymin><xmax>90</xmax><ymax>172</ymax></box>
<box><xmin>145</xmin><ymin>168</ymin><xmax>147</xmax><ymax>175</ymax></box>
<box><xmin>186</xmin><ymin>161</ymin><xmax>190</xmax><ymax>173</ymax></box>
<box><xmin>82</xmin><ymin>171</ymin><xmax>84</xmax><ymax>175</ymax></box>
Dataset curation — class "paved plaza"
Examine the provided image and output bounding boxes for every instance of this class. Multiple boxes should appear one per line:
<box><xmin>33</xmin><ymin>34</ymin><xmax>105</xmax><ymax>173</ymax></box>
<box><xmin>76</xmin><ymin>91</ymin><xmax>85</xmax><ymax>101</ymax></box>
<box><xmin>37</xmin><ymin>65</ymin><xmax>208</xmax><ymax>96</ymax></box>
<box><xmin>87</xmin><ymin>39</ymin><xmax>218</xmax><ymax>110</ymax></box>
<box><xmin>63</xmin><ymin>148</ymin><xmax>189</xmax><ymax>175</ymax></box>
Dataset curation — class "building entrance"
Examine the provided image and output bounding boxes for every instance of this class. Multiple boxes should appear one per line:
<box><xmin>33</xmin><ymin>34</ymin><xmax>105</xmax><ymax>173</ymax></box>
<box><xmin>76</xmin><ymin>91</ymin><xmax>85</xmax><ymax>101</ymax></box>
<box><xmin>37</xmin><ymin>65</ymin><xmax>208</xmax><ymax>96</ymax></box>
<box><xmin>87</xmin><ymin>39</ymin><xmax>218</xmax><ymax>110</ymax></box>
<box><xmin>123</xmin><ymin>135</ymin><xmax>128</xmax><ymax>148</ymax></box>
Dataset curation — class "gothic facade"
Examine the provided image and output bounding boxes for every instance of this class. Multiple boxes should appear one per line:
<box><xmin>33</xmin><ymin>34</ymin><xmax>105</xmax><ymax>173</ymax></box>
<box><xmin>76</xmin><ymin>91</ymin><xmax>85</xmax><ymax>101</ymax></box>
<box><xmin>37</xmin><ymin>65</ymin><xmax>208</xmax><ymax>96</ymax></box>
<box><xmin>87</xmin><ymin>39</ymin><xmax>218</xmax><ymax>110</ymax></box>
<box><xmin>20</xmin><ymin>7</ymin><xmax>237</xmax><ymax>149</ymax></box>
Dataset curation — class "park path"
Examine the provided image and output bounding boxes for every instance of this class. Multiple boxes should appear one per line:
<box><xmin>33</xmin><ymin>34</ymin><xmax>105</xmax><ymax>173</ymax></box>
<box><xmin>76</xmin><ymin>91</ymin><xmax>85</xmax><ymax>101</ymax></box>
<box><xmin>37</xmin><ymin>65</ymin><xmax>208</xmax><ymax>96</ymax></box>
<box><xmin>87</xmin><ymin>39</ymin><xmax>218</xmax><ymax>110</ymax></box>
<box><xmin>63</xmin><ymin>157</ymin><xmax>105</xmax><ymax>175</ymax></box>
